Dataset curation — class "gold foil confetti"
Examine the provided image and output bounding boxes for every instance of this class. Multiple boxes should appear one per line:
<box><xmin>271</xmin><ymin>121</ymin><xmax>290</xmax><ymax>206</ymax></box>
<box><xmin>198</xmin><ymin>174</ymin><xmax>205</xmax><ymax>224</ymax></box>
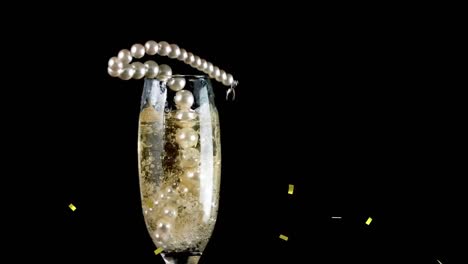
<box><xmin>69</xmin><ymin>203</ymin><xmax>76</xmax><ymax>211</ymax></box>
<box><xmin>279</xmin><ymin>234</ymin><xmax>289</xmax><ymax>241</ymax></box>
<box><xmin>154</xmin><ymin>247</ymin><xmax>164</xmax><ymax>255</ymax></box>
<box><xmin>365</xmin><ymin>217</ymin><xmax>373</xmax><ymax>225</ymax></box>
<box><xmin>288</xmin><ymin>184</ymin><xmax>294</xmax><ymax>195</ymax></box>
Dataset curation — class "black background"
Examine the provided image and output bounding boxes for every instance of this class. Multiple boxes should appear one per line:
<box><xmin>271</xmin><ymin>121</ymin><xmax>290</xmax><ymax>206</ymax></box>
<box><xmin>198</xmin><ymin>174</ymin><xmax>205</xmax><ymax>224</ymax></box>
<box><xmin>7</xmin><ymin>6</ymin><xmax>464</xmax><ymax>263</ymax></box>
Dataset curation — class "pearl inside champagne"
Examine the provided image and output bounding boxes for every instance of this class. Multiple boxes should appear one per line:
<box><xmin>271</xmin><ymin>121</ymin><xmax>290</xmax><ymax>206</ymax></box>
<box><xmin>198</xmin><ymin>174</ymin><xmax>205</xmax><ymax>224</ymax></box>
<box><xmin>138</xmin><ymin>78</ymin><xmax>221</xmax><ymax>263</ymax></box>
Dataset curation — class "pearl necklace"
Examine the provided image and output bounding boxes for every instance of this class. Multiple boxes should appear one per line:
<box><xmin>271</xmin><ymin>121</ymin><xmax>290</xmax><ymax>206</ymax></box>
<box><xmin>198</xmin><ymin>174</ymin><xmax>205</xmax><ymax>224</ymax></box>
<box><xmin>107</xmin><ymin>40</ymin><xmax>238</xmax><ymax>99</ymax></box>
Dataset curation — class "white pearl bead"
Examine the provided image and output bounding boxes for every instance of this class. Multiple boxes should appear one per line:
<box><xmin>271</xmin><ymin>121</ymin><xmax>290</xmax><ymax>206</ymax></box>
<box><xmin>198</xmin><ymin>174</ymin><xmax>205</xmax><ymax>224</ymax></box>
<box><xmin>215</xmin><ymin>70</ymin><xmax>226</xmax><ymax>82</ymax></box>
<box><xmin>199</xmin><ymin>59</ymin><xmax>208</xmax><ymax>71</ymax></box>
<box><xmin>118</xmin><ymin>49</ymin><xmax>132</xmax><ymax>64</ymax></box>
<box><xmin>167</xmin><ymin>77</ymin><xmax>186</xmax><ymax>91</ymax></box>
<box><xmin>108</xmin><ymin>57</ymin><xmax>123</xmax><ymax>71</ymax></box>
<box><xmin>162</xmin><ymin>205</ymin><xmax>178</xmax><ymax>218</ymax></box>
<box><xmin>159</xmin><ymin>192</ymin><xmax>171</xmax><ymax>200</ymax></box>
<box><xmin>174</xmin><ymin>109</ymin><xmax>198</xmax><ymax>127</ymax></box>
<box><xmin>185</xmin><ymin>52</ymin><xmax>195</xmax><ymax>64</ymax></box>
<box><xmin>176</xmin><ymin>127</ymin><xmax>198</xmax><ymax>149</ymax></box>
<box><xmin>178</xmin><ymin>179</ymin><xmax>199</xmax><ymax>194</ymax></box>
<box><xmin>223</xmin><ymin>73</ymin><xmax>234</xmax><ymax>86</ymax></box>
<box><xmin>132</xmin><ymin>62</ymin><xmax>146</xmax><ymax>79</ymax></box>
<box><xmin>177</xmin><ymin>183</ymin><xmax>190</xmax><ymax>194</ymax></box>
<box><xmin>107</xmin><ymin>67</ymin><xmax>121</xmax><ymax>77</ymax></box>
<box><xmin>119</xmin><ymin>64</ymin><xmax>135</xmax><ymax>80</ymax></box>
<box><xmin>210</xmin><ymin>66</ymin><xmax>221</xmax><ymax>79</ymax></box>
<box><xmin>206</xmin><ymin>62</ymin><xmax>214</xmax><ymax>74</ymax></box>
<box><xmin>192</xmin><ymin>56</ymin><xmax>202</xmax><ymax>68</ymax></box>
<box><xmin>217</xmin><ymin>70</ymin><xmax>227</xmax><ymax>82</ymax></box>
<box><xmin>145</xmin><ymin>40</ymin><xmax>159</xmax><ymax>55</ymax></box>
<box><xmin>178</xmin><ymin>49</ymin><xmax>188</xmax><ymax>61</ymax></box>
<box><xmin>157</xmin><ymin>64</ymin><xmax>172</xmax><ymax>81</ymax></box>
<box><xmin>192</xmin><ymin>57</ymin><xmax>200</xmax><ymax>68</ymax></box>
<box><xmin>168</xmin><ymin>44</ymin><xmax>180</xmax><ymax>58</ymax></box>
<box><xmin>158</xmin><ymin>41</ymin><xmax>171</xmax><ymax>56</ymax></box>
<box><xmin>174</xmin><ymin>110</ymin><xmax>197</xmax><ymax>121</ymax></box>
<box><xmin>174</xmin><ymin>90</ymin><xmax>194</xmax><ymax>109</ymax></box>
<box><xmin>164</xmin><ymin>186</ymin><xmax>175</xmax><ymax>196</ymax></box>
<box><xmin>154</xmin><ymin>229</ymin><xmax>170</xmax><ymax>244</ymax></box>
<box><xmin>179</xmin><ymin>148</ymin><xmax>200</xmax><ymax>168</ymax></box>
<box><xmin>183</xmin><ymin>168</ymin><xmax>200</xmax><ymax>180</ymax></box>
<box><xmin>144</xmin><ymin>60</ymin><xmax>159</xmax><ymax>78</ymax></box>
<box><xmin>130</xmin><ymin>43</ymin><xmax>145</xmax><ymax>59</ymax></box>
<box><xmin>156</xmin><ymin>219</ymin><xmax>172</xmax><ymax>233</ymax></box>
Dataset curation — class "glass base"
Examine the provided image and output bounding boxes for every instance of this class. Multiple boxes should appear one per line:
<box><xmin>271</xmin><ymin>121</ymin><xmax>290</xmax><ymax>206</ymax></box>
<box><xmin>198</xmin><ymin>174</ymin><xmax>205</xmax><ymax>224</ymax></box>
<box><xmin>162</xmin><ymin>252</ymin><xmax>202</xmax><ymax>264</ymax></box>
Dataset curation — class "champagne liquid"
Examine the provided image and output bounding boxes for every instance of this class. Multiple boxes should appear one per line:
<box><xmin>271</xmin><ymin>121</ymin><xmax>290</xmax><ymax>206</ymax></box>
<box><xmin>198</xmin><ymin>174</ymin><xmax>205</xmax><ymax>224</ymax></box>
<box><xmin>138</xmin><ymin>106</ymin><xmax>221</xmax><ymax>254</ymax></box>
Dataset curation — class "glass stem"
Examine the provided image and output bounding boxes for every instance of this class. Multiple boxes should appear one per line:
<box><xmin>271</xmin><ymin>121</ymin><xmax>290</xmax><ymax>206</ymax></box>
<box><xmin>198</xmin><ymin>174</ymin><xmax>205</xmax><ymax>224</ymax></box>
<box><xmin>162</xmin><ymin>255</ymin><xmax>201</xmax><ymax>264</ymax></box>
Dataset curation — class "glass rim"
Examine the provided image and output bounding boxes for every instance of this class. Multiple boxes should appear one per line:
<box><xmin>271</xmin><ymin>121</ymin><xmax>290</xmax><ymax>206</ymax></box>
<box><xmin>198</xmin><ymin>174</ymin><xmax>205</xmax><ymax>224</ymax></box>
<box><xmin>170</xmin><ymin>74</ymin><xmax>209</xmax><ymax>79</ymax></box>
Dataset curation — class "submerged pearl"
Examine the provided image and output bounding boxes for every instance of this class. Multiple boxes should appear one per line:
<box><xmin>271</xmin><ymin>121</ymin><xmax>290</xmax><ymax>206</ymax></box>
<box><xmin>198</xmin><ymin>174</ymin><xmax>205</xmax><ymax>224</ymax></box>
<box><xmin>118</xmin><ymin>49</ymin><xmax>132</xmax><ymax>64</ymax></box>
<box><xmin>176</xmin><ymin>128</ymin><xmax>198</xmax><ymax>149</ymax></box>
<box><xmin>154</xmin><ymin>229</ymin><xmax>170</xmax><ymax>244</ymax></box>
<box><xmin>108</xmin><ymin>56</ymin><xmax>123</xmax><ymax>71</ymax></box>
<box><xmin>178</xmin><ymin>48</ymin><xmax>188</xmax><ymax>61</ymax></box>
<box><xmin>162</xmin><ymin>205</ymin><xmax>178</xmax><ymax>218</ymax></box>
<box><xmin>183</xmin><ymin>168</ymin><xmax>200</xmax><ymax>181</ymax></box>
<box><xmin>153</xmin><ymin>199</ymin><xmax>161</xmax><ymax>206</ymax></box>
<box><xmin>130</xmin><ymin>43</ymin><xmax>145</xmax><ymax>59</ymax></box>
<box><xmin>132</xmin><ymin>62</ymin><xmax>146</xmax><ymax>79</ymax></box>
<box><xmin>145</xmin><ymin>40</ymin><xmax>159</xmax><ymax>55</ymax></box>
<box><xmin>174</xmin><ymin>110</ymin><xmax>197</xmax><ymax>120</ymax></box>
<box><xmin>119</xmin><ymin>64</ymin><xmax>135</xmax><ymax>80</ymax></box>
<box><xmin>144</xmin><ymin>60</ymin><xmax>159</xmax><ymax>78</ymax></box>
<box><xmin>174</xmin><ymin>109</ymin><xmax>198</xmax><ymax>127</ymax></box>
<box><xmin>167</xmin><ymin>77</ymin><xmax>186</xmax><ymax>91</ymax></box>
<box><xmin>168</xmin><ymin>44</ymin><xmax>180</xmax><ymax>58</ymax></box>
<box><xmin>156</xmin><ymin>219</ymin><xmax>172</xmax><ymax>233</ymax></box>
<box><xmin>179</xmin><ymin>148</ymin><xmax>200</xmax><ymax>168</ymax></box>
<box><xmin>154</xmin><ymin>218</ymin><xmax>173</xmax><ymax>245</ymax></box>
<box><xmin>159</xmin><ymin>188</ymin><xmax>175</xmax><ymax>200</ymax></box>
<box><xmin>157</xmin><ymin>64</ymin><xmax>172</xmax><ymax>81</ymax></box>
<box><xmin>174</xmin><ymin>90</ymin><xmax>194</xmax><ymax>109</ymax></box>
<box><xmin>164</xmin><ymin>186</ymin><xmax>176</xmax><ymax>197</ymax></box>
<box><xmin>177</xmin><ymin>183</ymin><xmax>190</xmax><ymax>194</ymax></box>
<box><xmin>179</xmin><ymin>177</ymin><xmax>199</xmax><ymax>194</ymax></box>
<box><xmin>158</xmin><ymin>41</ymin><xmax>171</xmax><ymax>56</ymax></box>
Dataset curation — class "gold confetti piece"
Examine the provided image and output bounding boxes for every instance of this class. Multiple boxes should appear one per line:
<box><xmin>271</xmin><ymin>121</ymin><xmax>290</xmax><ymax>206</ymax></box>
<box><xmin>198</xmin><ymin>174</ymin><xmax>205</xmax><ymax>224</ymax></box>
<box><xmin>365</xmin><ymin>217</ymin><xmax>373</xmax><ymax>225</ymax></box>
<box><xmin>69</xmin><ymin>203</ymin><xmax>76</xmax><ymax>212</ymax></box>
<box><xmin>279</xmin><ymin>234</ymin><xmax>289</xmax><ymax>241</ymax></box>
<box><xmin>154</xmin><ymin>247</ymin><xmax>164</xmax><ymax>255</ymax></box>
<box><xmin>288</xmin><ymin>184</ymin><xmax>294</xmax><ymax>195</ymax></box>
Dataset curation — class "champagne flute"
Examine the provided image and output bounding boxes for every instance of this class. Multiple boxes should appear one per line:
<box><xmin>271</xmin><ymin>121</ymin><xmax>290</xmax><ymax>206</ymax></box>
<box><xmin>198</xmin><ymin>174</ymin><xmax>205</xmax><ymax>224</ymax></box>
<box><xmin>138</xmin><ymin>76</ymin><xmax>221</xmax><ymax>264</ymax></box>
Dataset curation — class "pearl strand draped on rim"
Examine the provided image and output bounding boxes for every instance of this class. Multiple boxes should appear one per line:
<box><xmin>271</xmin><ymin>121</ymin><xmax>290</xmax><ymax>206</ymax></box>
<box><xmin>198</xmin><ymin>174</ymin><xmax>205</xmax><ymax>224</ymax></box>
<box><xmin>107</xmin><ymin>40</ymin><xmax>237</xmax><ymax>88</ymax></box>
